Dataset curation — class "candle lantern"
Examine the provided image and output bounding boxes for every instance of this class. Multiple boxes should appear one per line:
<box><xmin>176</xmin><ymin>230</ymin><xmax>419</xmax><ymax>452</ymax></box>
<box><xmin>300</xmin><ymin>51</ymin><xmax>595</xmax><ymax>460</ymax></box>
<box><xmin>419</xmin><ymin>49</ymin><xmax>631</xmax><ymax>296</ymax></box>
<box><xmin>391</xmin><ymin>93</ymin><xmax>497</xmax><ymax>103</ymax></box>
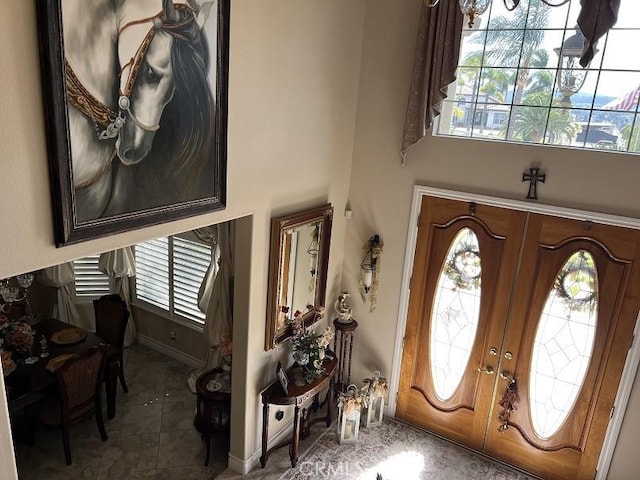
<box><xmin>361</xmin><ymin>371</ymin><xmax>388</xmax><ymax>427</ymax></box>
<box><xmin>337</xmin><ymin>384</ymin><xmax>364</xmax><ymax>444</ymax></box>
<box><xmin>359</xmin><ymin>235</ymin><xmax>383</xmax><ymax>312</ymax></box>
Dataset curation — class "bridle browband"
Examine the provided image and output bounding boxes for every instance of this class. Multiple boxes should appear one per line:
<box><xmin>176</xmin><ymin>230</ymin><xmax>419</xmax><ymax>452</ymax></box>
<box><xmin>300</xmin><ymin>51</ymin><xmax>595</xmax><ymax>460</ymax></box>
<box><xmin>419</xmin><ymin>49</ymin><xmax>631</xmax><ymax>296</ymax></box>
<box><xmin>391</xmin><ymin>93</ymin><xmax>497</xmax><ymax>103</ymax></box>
<box><xmin>65</xmin><ymin>4</ymin><xmax>196</xmax><ymax>188</ymax></box>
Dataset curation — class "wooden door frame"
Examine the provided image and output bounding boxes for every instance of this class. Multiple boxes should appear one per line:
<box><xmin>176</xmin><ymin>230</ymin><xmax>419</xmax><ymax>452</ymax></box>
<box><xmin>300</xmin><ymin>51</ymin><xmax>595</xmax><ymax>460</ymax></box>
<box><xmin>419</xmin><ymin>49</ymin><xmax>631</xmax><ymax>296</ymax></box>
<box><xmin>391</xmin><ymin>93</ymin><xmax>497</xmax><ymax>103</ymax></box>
<box><xmin>389</xmin><ymin>185</ymin><xmax>640</xmax><ymax>480</ymax></box>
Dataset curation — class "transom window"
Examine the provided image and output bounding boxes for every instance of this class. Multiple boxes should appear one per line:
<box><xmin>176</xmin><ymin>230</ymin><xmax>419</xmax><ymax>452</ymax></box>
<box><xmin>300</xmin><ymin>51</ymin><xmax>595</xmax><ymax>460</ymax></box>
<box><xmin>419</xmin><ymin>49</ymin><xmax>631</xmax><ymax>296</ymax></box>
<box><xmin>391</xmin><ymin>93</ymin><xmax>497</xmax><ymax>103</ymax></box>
<box><xmin>436</xmin><ymin>0</ymin><xmax>640</xmax><ymax>153</ymax></box>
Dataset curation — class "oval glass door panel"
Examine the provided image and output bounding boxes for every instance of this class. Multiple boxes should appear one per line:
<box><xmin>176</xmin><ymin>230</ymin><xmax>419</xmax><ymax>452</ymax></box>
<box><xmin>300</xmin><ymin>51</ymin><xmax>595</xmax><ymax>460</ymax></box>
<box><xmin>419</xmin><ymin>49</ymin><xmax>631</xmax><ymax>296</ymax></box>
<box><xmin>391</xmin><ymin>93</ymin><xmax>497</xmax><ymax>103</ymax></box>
<box><xmin>430</xmin><ymin>227</ymin><xmax>482</xmax><ymax>401</ymax></box>
<box><xmin>530</xmin><ymin>250</ymin><xmax>598</xmax><ymax>439</ymax></box>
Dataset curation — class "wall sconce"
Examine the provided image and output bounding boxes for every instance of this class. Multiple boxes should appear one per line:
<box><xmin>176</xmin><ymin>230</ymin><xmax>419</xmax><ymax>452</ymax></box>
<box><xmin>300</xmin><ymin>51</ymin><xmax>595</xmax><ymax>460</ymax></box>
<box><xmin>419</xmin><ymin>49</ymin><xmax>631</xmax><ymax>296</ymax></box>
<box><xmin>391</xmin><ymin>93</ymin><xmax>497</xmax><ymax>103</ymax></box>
<box><xmin>359</xmin><ymin>235</ymin><xmax>383</xmax><ymax>312</ymax></box>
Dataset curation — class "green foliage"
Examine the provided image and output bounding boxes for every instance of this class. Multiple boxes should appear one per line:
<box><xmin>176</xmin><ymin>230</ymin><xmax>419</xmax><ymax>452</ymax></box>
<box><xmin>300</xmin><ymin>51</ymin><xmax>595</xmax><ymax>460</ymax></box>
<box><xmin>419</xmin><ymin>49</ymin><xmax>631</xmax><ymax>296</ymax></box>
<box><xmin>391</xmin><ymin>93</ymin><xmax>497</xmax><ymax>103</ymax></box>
<box><xmin>621</xmin><ymin>123</ymin><xmax>640</xmax><ymax>153</ymax></box>
<box><xmin>458</xmin><ymin>0</ymin><xmax>581</xmax><ymax>141</ymax></box>
<box><xmin>503</xmin><ymin>92</ymin><xmax>578</xmax><ymax>143</ymax></box>
<box><xmin>290</xmin><ymin>317</ymin><xmax>334</xmax><ymax>384</ymax></box>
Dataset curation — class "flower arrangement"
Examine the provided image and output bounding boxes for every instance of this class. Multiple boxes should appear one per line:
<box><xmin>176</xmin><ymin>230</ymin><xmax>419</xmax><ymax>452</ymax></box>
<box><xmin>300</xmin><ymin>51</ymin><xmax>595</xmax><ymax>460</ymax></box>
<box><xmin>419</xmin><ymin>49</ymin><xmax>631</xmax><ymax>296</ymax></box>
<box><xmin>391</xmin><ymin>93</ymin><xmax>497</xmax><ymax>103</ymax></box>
<box><xmin>1</xmin><ymin>318</ymin><xmax>34</xmax><ymax>354</ymax></box>
<box><xmin>289</xmin><ymin>311</ymin><xmax>334</xmax><ymax>384</ymax></box>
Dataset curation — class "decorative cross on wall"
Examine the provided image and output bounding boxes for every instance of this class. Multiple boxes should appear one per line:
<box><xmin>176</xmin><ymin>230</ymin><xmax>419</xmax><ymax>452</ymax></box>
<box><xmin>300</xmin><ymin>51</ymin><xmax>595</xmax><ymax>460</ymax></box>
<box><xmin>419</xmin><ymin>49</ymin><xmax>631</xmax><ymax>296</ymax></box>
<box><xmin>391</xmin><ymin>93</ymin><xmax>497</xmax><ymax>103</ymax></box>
<box><xmin>522</xmin><ymin>167</ymin><xmax>546</xmax><ymax>200</ymax></box>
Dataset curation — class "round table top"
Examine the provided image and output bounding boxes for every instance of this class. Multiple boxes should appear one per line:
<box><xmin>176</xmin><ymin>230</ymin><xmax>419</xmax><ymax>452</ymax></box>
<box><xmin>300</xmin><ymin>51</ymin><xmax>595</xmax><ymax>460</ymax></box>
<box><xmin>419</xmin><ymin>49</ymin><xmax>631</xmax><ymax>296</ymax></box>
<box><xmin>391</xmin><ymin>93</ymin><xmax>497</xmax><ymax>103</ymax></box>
<box><xmin>195</xmin><ymin>368</ymin><xmax>231</xmax><ymax>400</ymax></box>
<box><xmin>333</xmin><ymin>318</ymin><xmax>358</xmax><ymax>331</ymax></box>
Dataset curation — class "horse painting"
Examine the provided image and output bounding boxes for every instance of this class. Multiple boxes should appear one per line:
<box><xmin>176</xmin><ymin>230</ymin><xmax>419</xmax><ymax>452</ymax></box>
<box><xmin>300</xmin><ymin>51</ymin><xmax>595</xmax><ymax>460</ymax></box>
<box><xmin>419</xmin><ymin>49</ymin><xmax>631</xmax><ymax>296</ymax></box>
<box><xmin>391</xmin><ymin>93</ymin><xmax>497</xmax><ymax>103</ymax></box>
<box><xmin>60</xmin><ymin>0</ymin><xmax>219</xmax><ymax>222</ymax></box>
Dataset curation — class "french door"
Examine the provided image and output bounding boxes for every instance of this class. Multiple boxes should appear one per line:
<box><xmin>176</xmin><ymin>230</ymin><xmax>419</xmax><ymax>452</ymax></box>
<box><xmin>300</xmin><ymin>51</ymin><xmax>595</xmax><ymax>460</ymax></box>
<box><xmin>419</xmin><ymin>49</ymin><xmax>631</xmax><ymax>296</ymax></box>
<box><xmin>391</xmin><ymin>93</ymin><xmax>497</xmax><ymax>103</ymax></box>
<box><xmin>396</xmin><ymin>196</ymin><xmax>640</xmax><ymax>480</ymax></box>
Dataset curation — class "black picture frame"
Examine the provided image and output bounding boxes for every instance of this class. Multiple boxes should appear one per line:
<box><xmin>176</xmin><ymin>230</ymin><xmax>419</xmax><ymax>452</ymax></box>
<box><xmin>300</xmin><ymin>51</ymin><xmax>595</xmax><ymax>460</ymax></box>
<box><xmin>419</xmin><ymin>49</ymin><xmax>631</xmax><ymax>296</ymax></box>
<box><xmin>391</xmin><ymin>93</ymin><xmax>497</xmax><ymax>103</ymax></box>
<box><xmin>35</xmin><ymin>0</ymin><xmax>230</xmax><ymax>246</ymax></box>
<box><xmin>276</xmin><ymin>361</ymin><xmax>289</xmax><ymax>395</ymax></box>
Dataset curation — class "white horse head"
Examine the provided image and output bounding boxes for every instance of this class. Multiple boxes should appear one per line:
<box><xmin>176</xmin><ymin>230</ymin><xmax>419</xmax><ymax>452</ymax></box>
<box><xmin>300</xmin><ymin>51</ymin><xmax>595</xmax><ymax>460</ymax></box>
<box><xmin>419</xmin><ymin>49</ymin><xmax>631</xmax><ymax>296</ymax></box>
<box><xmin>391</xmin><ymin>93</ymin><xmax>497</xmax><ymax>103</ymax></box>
<box><xmin>115</xmin><ymin>0</ymin><xmax>211</xmax><ymax>165</ymax></box>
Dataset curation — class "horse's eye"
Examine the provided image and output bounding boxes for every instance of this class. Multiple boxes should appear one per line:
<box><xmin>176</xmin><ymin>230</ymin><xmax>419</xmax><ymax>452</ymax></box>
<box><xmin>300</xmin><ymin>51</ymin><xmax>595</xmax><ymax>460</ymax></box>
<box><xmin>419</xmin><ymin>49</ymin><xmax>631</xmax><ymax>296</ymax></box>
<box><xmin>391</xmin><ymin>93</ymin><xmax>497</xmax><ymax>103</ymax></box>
<box><xmin>144</xmin><ymin>66</ymin><xmax>160</xmax><ymax>85</ymax></box>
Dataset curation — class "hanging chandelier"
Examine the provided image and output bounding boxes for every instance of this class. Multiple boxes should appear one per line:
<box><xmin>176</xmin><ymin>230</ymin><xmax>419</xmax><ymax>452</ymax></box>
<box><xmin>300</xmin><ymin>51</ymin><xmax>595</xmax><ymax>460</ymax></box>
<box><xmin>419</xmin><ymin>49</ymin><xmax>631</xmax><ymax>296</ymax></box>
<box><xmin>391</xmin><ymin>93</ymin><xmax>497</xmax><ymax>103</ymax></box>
<box><xmin>425</xmin><ymin>0</ymin><xmax>571</xmax><ymax>28</ymax></box>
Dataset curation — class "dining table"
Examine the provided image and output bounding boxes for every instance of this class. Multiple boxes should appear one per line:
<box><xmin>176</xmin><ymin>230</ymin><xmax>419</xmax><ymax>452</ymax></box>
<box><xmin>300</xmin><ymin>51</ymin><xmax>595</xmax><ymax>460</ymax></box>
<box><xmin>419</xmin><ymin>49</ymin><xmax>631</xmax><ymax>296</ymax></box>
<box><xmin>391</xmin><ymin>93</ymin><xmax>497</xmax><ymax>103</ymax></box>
<box><xmin>4</xmin><ymin>318</ymin><xmax>106</xmax><ymax>414</ymax></box>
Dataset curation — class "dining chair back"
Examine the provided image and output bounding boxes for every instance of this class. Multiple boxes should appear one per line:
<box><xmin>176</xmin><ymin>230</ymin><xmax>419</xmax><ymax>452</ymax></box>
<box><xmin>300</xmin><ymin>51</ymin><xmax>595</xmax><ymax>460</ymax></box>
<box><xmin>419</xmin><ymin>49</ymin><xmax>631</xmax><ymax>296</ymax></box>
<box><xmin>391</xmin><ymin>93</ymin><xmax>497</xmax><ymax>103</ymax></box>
<box><xmin>28</xmin><ymin>346</ymin><xmax>108</xmax><ymax>465</ymax></box>
<box><xmin>57</xmin><ymin>347</ymin><xmax>106</xmax><ymax>426</ymax></box>
<box><xmin>94</xmin><ymin>293</ymin><xmax>129</xmax><ymax>350</ymax></box>
<box><xmin>93</xmin><ymin>293</ymin><xmax>130</xmax><ymax>413</ymax></box>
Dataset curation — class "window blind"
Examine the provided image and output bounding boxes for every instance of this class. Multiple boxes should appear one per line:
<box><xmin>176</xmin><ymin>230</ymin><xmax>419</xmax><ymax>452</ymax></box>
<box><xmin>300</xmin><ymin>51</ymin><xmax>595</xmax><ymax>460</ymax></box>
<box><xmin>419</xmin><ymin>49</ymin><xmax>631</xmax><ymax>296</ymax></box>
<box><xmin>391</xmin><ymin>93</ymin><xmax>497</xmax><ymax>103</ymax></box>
<box><xmin>135</xmin><ymin>237</ymin><xmax>170</xmax><ymax>311</ymax></box>
<box><xmin>72</xmin><ymin>255</ymin><xmax>110</xmax><ymax>297</ymax></box>
<box><xmin>173</xmin><ymin>236</ymin><xmax>210</xmax><ymax>323</ymax></box>
<box><xmin>134</xmin><ymin>235</ymin><xmax>211</xmax><ymax>325</ymax></box>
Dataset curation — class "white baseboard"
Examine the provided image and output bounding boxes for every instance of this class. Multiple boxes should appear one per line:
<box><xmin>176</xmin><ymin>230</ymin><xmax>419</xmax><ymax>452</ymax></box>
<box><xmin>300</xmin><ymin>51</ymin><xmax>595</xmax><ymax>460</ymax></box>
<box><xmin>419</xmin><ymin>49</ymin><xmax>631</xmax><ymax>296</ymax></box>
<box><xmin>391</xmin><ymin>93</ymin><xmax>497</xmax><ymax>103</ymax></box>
<box><xmin>226</xmin><ymin>453</ymin><xmax>251</xmax><ymax>475</ymax></box>
<box><xmin>136</xmin><ymin>333</ymin><xmax>204</xmax><ymax>369</ymax></box>
<box><xmin>226</xmin><ymin>419</ymin><xmax>296</xmax><ymax>475</ymax></box>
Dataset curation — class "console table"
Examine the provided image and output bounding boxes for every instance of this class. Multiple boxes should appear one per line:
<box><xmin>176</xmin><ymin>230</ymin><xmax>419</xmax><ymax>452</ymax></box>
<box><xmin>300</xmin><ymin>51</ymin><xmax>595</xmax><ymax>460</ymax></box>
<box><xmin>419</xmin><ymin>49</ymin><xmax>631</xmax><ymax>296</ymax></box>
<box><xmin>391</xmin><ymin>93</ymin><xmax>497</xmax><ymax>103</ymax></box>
<box><xmin>260</xmin><ymin>352</ymin><xmax>337</xmax><ymax>468</ymax></box>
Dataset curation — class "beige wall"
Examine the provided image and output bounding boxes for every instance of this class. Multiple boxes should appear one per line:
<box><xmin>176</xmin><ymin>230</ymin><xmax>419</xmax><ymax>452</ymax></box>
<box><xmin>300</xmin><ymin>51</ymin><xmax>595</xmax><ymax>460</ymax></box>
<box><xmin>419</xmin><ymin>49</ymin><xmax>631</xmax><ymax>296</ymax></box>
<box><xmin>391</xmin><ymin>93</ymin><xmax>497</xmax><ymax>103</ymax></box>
<box><xmin>0</xmin><ymin>1</ymin><xmax>366</xmax><ymax>476</ymax></box>
<box><xmin>134</xmin><ymin>306</ymin><xmax>208</xmax><ymax>363</ymax></box>
<box><xmin>342</xmin><ymin>2</ymin><xmax>640</xmax><ymax>480</ymax></box>
<box><xmin>4</xmin><ymin>0</ymin><xmax>638</xmax><ymax>477</ymax></box>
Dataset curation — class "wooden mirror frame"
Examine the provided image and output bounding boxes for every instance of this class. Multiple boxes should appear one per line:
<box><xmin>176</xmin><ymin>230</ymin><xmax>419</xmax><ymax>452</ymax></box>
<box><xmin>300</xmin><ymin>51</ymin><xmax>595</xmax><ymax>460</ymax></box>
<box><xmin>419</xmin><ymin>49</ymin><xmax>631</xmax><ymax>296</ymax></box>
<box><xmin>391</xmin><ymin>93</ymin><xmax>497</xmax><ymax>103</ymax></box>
<box><xmin>265</xmin><ymin>203</ymin><xmax>334</xmax><ymax>350</ymax></box>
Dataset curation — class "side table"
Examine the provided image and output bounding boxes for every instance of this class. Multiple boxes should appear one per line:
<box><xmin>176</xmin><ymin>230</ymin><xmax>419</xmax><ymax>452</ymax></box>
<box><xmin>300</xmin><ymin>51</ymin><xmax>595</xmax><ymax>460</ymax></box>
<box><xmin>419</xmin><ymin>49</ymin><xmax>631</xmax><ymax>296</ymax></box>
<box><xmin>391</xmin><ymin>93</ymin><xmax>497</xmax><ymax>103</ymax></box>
<box><xmin>260</xmin><ymin>352</ymin><xmax>337</xmax><ymax>468</ymax></box>
<box><xmin>333</xmin><ymin>319</ymin><xmax>358</xmax><ymax>392</ymax></box>
<box><xmin>194</xmin><ymin>368</ymin><xmax>231</xmax><ymax>466</ymax></box>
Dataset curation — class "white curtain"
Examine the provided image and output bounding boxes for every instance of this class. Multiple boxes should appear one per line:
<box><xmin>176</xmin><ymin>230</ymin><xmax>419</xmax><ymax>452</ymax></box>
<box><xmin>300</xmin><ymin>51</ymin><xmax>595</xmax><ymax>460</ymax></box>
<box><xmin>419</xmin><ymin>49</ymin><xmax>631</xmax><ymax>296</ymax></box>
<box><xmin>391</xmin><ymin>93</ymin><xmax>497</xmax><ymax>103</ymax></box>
<box><xmin>38</xmin><ymin>262</ymin><xmax>82</xmax><ymax>327</ymax></box>
<box><xmin>187</xmin><ymin>222</ymin><xmax>233</xmax><ymax>393</ymax></box>
<box><xmin>98</xmin><ymin>247</ymin><xmax>137</xmax><ymax>346</ymax></box>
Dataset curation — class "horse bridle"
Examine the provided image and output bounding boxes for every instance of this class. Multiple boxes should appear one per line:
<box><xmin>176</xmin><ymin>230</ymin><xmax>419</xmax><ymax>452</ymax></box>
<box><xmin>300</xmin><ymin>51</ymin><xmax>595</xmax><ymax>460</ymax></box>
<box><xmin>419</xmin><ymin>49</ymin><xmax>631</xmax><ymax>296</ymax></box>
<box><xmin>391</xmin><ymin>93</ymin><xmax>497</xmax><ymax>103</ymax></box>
<box><xmin>65</xmin><ymin>4</ymin><xmax>196</xmax><ymax>143</ymax></box>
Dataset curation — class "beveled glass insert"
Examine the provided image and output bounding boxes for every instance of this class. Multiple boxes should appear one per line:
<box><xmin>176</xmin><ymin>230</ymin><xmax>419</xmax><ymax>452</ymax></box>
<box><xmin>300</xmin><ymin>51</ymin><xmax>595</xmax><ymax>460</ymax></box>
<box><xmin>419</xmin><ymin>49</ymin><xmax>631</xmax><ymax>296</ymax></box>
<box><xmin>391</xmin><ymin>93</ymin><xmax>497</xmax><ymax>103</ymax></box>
<box><xmin>530</xmin><ymin>250</ymin><xmax>598</xmax><ymax>439</ymax></box>
<box><xmin>430</xmin><ymin>227</ymin><xmax>482</xmax><ymax>401</ymax></box>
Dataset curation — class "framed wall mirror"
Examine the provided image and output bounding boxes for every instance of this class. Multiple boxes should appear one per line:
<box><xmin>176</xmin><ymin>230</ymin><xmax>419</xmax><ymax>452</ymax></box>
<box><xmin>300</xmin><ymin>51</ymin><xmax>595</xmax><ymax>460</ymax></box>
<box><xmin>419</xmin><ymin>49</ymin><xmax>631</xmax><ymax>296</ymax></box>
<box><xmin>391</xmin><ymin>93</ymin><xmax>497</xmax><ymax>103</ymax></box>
<box><xmin>265</xmin><ymin>204</ymin><xmax>333</xmax><ymax>350</ymax></box>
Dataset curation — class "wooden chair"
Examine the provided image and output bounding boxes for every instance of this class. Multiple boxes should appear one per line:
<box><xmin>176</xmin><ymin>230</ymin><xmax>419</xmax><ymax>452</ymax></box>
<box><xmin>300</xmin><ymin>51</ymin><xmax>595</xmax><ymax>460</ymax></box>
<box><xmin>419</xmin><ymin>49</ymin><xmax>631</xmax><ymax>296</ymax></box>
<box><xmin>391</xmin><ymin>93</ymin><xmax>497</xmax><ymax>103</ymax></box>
<box><xmin>27</xmin><ymin>347</ymin><xmax>108</xmax><ymax>465</ymax></box>
<box><xmin>93</xmin><ymin>293</ymin><xmax>130</xmax><ymax>418</ymax></box>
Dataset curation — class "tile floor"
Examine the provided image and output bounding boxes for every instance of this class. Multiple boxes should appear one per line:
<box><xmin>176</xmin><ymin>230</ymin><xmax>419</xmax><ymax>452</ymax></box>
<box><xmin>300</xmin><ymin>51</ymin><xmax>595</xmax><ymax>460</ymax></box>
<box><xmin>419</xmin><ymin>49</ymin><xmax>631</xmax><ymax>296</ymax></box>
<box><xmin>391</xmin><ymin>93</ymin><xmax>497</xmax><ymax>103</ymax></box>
<box><xmin>216</xmin><ymin>424</ymin><xmax>329</xmax><ymax>480</ymax></box>
<box><xmin>10</xmin><ymin>343</ymin><xmax>540</xmax><ymax>480</ymax></box>
<box><xmin>12</xmin><ymin>343</ymin><xmax>228</xmax><ymax>480</ymax></box>
<box><xmin>215</xmin><ymin>416</ymin><xmax>538</xmax><ymax>480</ymax></box>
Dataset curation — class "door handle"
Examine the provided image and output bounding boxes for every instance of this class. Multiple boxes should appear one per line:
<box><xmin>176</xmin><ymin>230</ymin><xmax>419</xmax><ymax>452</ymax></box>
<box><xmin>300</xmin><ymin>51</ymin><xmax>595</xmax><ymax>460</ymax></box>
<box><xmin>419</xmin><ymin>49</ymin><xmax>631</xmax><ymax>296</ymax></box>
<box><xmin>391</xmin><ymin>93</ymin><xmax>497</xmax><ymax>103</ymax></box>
<box><xmin>477</xmin><ymin>365</ymin><xmax>495</xmax><ymax>375</ymax></box>
<box><xmin>500</xmin><ymin>370</ymin><xmax>515</xmax><ymax>383</ymax></box>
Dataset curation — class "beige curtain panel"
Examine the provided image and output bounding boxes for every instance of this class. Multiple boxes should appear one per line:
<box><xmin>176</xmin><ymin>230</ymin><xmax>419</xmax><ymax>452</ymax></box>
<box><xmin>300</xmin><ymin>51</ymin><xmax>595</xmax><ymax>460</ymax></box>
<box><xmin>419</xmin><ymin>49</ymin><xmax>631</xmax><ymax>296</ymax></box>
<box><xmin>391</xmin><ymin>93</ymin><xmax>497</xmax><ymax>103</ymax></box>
<box><xmin>187</xmin><ymin>222</ymin><xmax>233</xmax><ymax>393</ymax></box>
<box><xmin>578</xmin><ymin>0</ymin><xmax>620</xmax><ymax>67</ymax></box>
<box><xmin>38</xmin><ymin>263</ymin><xmax>82</xmax><ymax>328</ymax></box>
<box><xmin>401</xmin><ymin>0</ymin><xmax>621</xmax><ymax>161</ymax></box>
<box><xmin>401</xmin><ymin>1</ymin><xmax>464</xmax><ymax>163</ymax></box>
